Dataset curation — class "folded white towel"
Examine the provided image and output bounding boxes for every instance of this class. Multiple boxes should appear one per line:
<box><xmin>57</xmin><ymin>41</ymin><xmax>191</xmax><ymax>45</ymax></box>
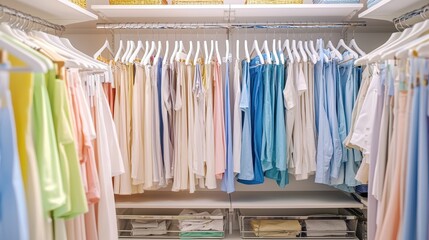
<box><xmin>305</xmin><ymin>220</ymin><xmax>348</xmax><ymax>237</ymax></box>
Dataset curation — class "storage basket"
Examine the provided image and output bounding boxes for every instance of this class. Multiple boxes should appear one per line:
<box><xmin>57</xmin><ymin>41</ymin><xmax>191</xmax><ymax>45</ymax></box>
<box><xmin>246</xmin><ymin>0</ymin><xmax>303</xmax><ymax>3</ymax></box>
<box><xmin>109</xmin><ymin>0</ymin><xmax>167</xmax><ymax>5</ymax></box>
<box><xmin>238</xmin><ymin>210</ymin><xmax>358</xmax><ymax>239</ymax></box>
<box><xmin>172</xmin><ymin>0</ymin><xmax>223</xmax><ymax>4</ymax></box>
<box><xmin>71</xmin><ymin>0</ymin><xmax>87</xmax><ymax>8</ymax></box>
<box><xmin>117</xmin><ymin>209</ymin><xmax>227</xmax><ymax>239</ymax></box>
<box><xmin>313</xmin><ymin>0</ymin><xmax>360</xmax><ymax>3</ymax></box>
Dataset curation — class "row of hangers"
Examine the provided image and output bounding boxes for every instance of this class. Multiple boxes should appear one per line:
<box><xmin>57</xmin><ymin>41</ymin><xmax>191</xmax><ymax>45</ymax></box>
<box><xmin>356</xmin><ymin>18</ymin><xmax>429</xmax><ymax>65</ymax></box>
<box><xmin>94</xmin><ymin>35</ymin><xmax>366</xmax><ymax>67</ymax></box>
<box><xmin>0</xmin><ymin>11</ymin><xmax>107</xmax><ymax>74</ymax></box>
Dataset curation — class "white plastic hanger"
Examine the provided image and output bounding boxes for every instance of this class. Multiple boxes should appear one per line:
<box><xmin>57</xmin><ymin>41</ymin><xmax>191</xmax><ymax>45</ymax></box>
<box><xmin>60</xmin><ymin>37</ymin><xmax>108</xmax><ymax>70</ymax></box>
<box><xmin>309</xmin><ymin>40</ymin><xmax>319</xmax><ymax>61</ymax></box>
<box><xmin>163</xmin><ymin>41</ymin><xmax>170</xmax><ymax>65</ymax></box>
<box><xmin>224</xmin><ymin>39</ymin><xmax>230</xmax><ymax>63</ymax></box>
<box><xmin>282</xmin><ymin>39</ymin><xmax>294</xmax><ymax>64</ymax></box>
<box><xmin>236</xmin><ymin>39</ymin><xmax>240</xmax><ymax>60</ymax></box>
<box><xmin>120</xmin><ymin>40</ymin><xmax>130</xmax><ymax>63</ymax></box>
<box><xmin>215</xmin><ymin>40</ymin><xmax>222</xmax><ymax>65</ymax></box>
<box><xmin>209</xmin><ymin>40</ymin><xmax>214</xmax><ymax>64</ymax></box>
<box><xmin>204</xmin><ymin>40</ymin><xmax>209</xmax><ymax>64</ymax></box>
<box><xmin>397</xmin><ymin>34</ymin><xmax>429</xmax><ymax>59</ymax></box>
<box><xmin>185</xmin><ymin>41</ymin><xmax>193</xmax><ymax>65</ymax></box>
<box><xmin>0</xmin><ymin>32</ymin><xmax>47</xmax><ymax>73</ymax></box>
<box><xmin>391</xmin><ymin>19</ymin><xmax>429</xmax><ymax>59</ymax></box>
<box><xmin>142</xmin><ymin>41</ymin><xmax>156</xmax><ymax>65</ymax></box>
<box><xmin>170</xmin><ymin>40</ymin><xmax>178</xmax><ymax>64</ymax></box>
<box><xmin>349</xmin><ymin>39</ymin><xmax>366</xmax><ymax>57</ymax></box>
<box><xmin>278</xmin><ymin>40</ymin><xmax>285</xmax><ymax>65</ymax></box>
<box><xmin>125</xmin><ymin>41</ymin><xmax>135</xmax><ymax>63</ymax></box>
<box><xmin>129</xmin><ymin>40</ymin><xmax>144</xmax><ymax>63</ymax></box>
<box><xmin>304</xmin><ymin>41</ymin><xmax>317</xmax><ymax>64</ymax></box>
<box><xmin>194</xmin><ymin>41</ymin><xmax>201</xmax><ymax>65</ymax></box>
<box><xmin>337</xmin><ymin>39</ymin><xmax>358</xmax><ymax>59</ymax></box>
<box><xmin>416</xmin><ymin>39</ymin><xmax>429</xmax><ymax>57</ymax></box>
<box><xmin>291</xmin><ymin>40</ymin><xmax>301</xmax><ymax>62</ymax></box>
<box><xmin>175</xmin><ymin>40</ymin><xmax>185</xmax><ymax>61</ymax></box>
<box><xmin>142</xmin><ymin>41</ymin><xmax>150</xmax><ymax>65</ymax></box>
<box><xmin>153</xmin><ymin>41</ymin><xmax>162</xmax><ymax>66</ymax></box>
<box><xmin>317</xmin><ymin>39</ymin><xmax>330</xmax><ymax>62</ymax></box>
<box><xmin>250</xmin><ymin>39</ymin><xmax>264</xmax><ymax>64</ymax></box>
<box><xmin>262</xmin><ymin>40</ymin><xmax>272</xmax><ymax>64</ymax></box>
<box><xmin>271</xmin><ymin>39</ymin><xmax>279</xmax><ymax>65</ymax></box>
<box><xmin>298</xmin><ymin>41</ymin><xmax>308</xmax><ymax>63</ymax></box>
<box><xmin>244</xmin><ymin>40</ymin><xmax>250</xmax><ymax>63</ymax></box>
<box><xmin>115</xmin><ymin>40</ymin><xmax>124</xmax><ymax>62</ymax></box>
<box><xmin>355</xmin><ymin>32</ymin><xmax>401</xmax><ymax>66</ymax></box>
<box><xmin>327</xmin><ymin>40</ymin><xmax>343</xmax><ymax>60</ymax></box>
<box><xmin>379</xmin><ymin>21</ymin><xmax>429</xmax><ymax>61</ymax></box>
<box><xmin>93</xmin><ymin>39</ymin><xmax>114</xmax><ymax>59</ymax></box>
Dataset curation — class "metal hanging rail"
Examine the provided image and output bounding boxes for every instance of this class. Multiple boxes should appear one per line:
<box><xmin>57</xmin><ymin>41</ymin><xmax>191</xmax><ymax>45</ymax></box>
<box><xmin>0</xmin><ymin>4</ymin><xmax>65</xmax><ymax>32</ymax></box>
<box><xmin>96</xmin><ymin>21</ymin><xmax>366</xmax><ymax>30</ymax></box>
<box><xmin>393</xmin><ymin>3</ymin><xmax>429</xmax><ymax>31</ymax></box>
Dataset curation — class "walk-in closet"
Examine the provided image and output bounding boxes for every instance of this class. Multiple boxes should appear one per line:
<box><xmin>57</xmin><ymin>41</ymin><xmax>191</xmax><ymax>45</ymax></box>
<box><xmin>0</xmin><ymin>0</ymin><xmax>428</xmax><ymax>239</ymax></box>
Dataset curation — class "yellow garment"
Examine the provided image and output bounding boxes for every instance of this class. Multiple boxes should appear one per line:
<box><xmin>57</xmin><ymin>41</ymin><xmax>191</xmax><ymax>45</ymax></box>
<box><xmin>250</xmin><ymin>219</ymin><xmax>301</xmax><ymax>237</ymax></box>
<box><xmin>8</xmin><ymin>54</ymin><xmax>47</xmax><ymax>240</ymax></box>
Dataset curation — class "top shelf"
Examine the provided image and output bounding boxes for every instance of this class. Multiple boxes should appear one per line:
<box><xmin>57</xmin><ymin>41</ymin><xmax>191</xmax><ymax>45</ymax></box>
<box><xmin>91</xmin><ymin>4</ymin><xmax>363</xmax><ymax>21</ymax></box>
<box><xmin>2</xmin><ymin>0</ymin><xmax>98</xmax><ymax>25</ymax></box>
<box><xmin>358</xmin><ymin>0</ymin><xmax>428</xmax><ymax>21</ymax></box>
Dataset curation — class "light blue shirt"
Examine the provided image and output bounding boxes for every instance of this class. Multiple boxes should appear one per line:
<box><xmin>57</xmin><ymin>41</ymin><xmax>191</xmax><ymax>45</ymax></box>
<box><xmin>265</xmin><ymin>62</ymin><xmax>288</xmax><ymax>188</ymax></box>
<box><xmin>0</xmin><ymin>76</ymin><xmax>29</xmax><ymax>240</ymax></box>
<box><xmin>261</xmin><ymin>61</ymin><xmax>273</xmax><ymax>172</ymax></box>
<box><xmin>237</xmin><ymin>60</ymin><xmax>254</xmax><ymax>181</ymax></box>
<box><xmin>221</xmin><ymin>61</ymin><xmax>235</xmax><ymax>193</ymax></box>
<box><xmin>314</xmin><ymin>40</ymin><xmax>334</xmax><ymax>185</ymax></box>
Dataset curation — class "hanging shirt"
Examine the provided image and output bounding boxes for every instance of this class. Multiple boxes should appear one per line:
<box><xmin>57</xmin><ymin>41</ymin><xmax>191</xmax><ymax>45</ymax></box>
<box><xmin>193</xmin><ymin>61</ymin><xmax>206</xmax><ymax>179</ymax></box>
<box><xmin>265</xmin><ymin>61</ymin><xmax>288</xmax><ymax>188</ymax></box>
<box><xmin>221</xmin><ymin>61</ymin><xmax>234</xmax><ymax>193</ymax></box>
<box><xmin>47</xmin><ymin>69</ymin><xmax>87</xmax><ymax>218</ymax></box>
<box><xmin>237</xmin><ymin>60</ymin><xmax>254</xmax><ymax>182</ymax></box>
<box><xmin>238</xmin><ymin>56</ymin><xmax>264</xmax><ymax>185</ymax></box>
<box><xmin>261</xmin><ymin>61</ymin><xmax>273</xmax><ymax>172</ymax></box>
<box><xmin>231</xmin><ymin>58</ymin><xmax>242</xmax><ymax>174</ymax></box>
<box><xmin>8</xmin><ymin>55</ymin><xmax>46</xmax><ymax>240</ymax></box>
<box><xmin>161</xmin><ymin>62</ymin><xmax>173</xmax><ymax>180</ymax></box>
<box><xmin>0</xmin><ymin>71</ymin><xmax>29</xmax><ymax>240</ymax></box>
<box><xmin>213</xmin><ymin>60</ymin><xmax>226</xmax><ymax>179</ymax></box>
<box><xmin>185</xmin><ymin>63</ymin><xmax>196</xmax><ymax>193</ymax></box>
<box><xmin>314</xmin><ymin>40</ymin><xmax>334</xmax><ymax>185</ymax></box>
<box><xmin>204</xmin><ymin>62</ymin><xmax>216</xmax><ymax>189</ymax></box>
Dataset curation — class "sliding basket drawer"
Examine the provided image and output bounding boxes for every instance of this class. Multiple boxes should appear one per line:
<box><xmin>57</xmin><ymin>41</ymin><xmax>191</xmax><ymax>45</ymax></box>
<box><xmin>238</xmin><ymin>210</ymin><xmax>358</xmax><ymax>239</ymax></box>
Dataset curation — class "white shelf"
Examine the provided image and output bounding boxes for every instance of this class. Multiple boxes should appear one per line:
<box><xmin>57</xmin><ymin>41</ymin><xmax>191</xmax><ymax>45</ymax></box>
<box><xmin>92</xmin><ymin>5</ymin><xmax>230</xmax><ymax>19</ymax></box>
<box><xmin>230</xmin><ymin>4</ymin><xmax>363</xmax><ymax>18</ymax></box>
<box><xmin>359</xmin><ymin>0</ymin><xmax>428</xmax><ymax>22</ymax></box>
<box><xmin>2</xmin><ymin>0</ymin><xmax>98</xmax><ymax>25</ymax></box>
<box><xmin>115</xmin><ymin>192</ymin><xmax>231</xmax><ymax>209</ymax></box>
<box><xmin>231</xmin><ymin>191</ymin><xmax>363</xmax><ymax>209</ymax></box>
<box><xmin>91</xmin><ymin>4</ymin><xmax>363</xmax><ymax>21</ymax></box>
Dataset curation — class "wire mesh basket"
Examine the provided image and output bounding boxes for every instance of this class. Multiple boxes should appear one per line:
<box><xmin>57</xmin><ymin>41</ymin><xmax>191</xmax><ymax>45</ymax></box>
<box><xmin>109</xmin><ymin>0</ymin><xmax>167</xmax><ymax>4</ymax></box>
<box><xmin>71</xmin><ymin>0</ymin><xmax>87</xmax><ymax>8</ymax></box>
<box><xmin>117</xmin><ymin>210</ymin><xmax>227</xmax><ymax>239</ymax></box>
<box><xmin>246</xmin><ymin>0</ymin><xmax>303</xmax><ymax>3</ymax></box>
<box><xmin>172</xmin><ymin>0</ymin><xmax>224</xmax><ymax>4</ymax></box>
<box><xmin>238</xmin><ymin>210</ymin><xmax>358</xmax><ymax>239</ymax></box>
<box><xmin>312</xmin><ymin>0</ymin><xmax>360</xmax><ymax>3</ymax></box>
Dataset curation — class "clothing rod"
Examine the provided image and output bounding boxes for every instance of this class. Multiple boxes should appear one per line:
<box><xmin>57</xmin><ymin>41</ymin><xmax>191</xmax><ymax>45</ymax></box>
<box><xmin>96</xmin><ymin>21</ymin><xmax>366</xmax><ymax>30</ymax></box>
<box><xmin>0</xmin><ymin>4</ymin><xmax>65</xmax><ymax>32</ymax></box>
<box><xmin>393</xmin><ymin>3</ymin><xmax>429</xmax><ymax>31</ymax></box>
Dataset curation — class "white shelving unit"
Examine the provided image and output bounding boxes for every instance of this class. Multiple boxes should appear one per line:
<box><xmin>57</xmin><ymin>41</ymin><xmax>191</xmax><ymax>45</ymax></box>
<box><xmin>115</xmin><ymin>192</ymin><xmax>231</xmax><ymax>209</ymax></box>
<box><xmin>231</xmin><ymin>191</ymin><xmax>363</xmax><ymax>209</ymax></box>
<box><xmin>91</xmin><ymin>4</ymin><xmax>363</xmax><ymax>21</ymax></box>
<box><xmin>2</xmin><ymin>0</ymin><xmax>98</xmax><ymax>25</ymax></box>
<box><xmin>359</xmin><ymin>0</ymin><xmax>428</xmax><ymax>21</ymax></box>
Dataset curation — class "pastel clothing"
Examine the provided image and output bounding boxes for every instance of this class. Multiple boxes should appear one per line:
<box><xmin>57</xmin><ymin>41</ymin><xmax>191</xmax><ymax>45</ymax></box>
<box><xmin>161</xmin><ymin>62</ymin><xmax>174</xmax><ymax>180</ymax></box>
<box><xmin>237</xmin><ymin>60</ymin><xmax>254</xmax><ymax>181</ymax></box>
<box><xmin>0</xmin><ymin>71</ymin><xmax>29</xmax><ymax>240</ymax></box>
<box><xmin>232</xmin><ymin>59</ymin><xmax>242</xmax><ymax>174</ymax></box>
<box><xmin>221</xmin><ymin>61</ymin><xmax>235</xmax><ymax>193</ymax></box>
<box><xmin>213</xmin><ymin>61</ymin><xmax>226</xmax><ymax>179</ymax></box>
<box><xmin>204</xmin><ymin>62</ymin><xmax>217</xmax><ymax>189</ymax></box>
